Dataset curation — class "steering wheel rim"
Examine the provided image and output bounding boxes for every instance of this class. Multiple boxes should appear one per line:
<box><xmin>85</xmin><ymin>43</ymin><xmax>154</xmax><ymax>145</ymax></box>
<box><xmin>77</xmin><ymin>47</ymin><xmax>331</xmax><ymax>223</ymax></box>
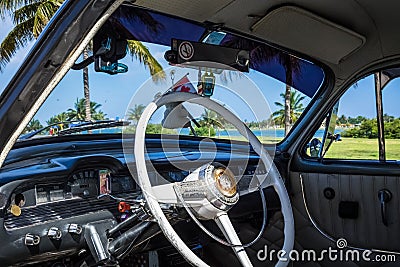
<box><xmin>134</xmin><ymin>92</ymin><xmax>294</xmax><ymax>267</ymax></box>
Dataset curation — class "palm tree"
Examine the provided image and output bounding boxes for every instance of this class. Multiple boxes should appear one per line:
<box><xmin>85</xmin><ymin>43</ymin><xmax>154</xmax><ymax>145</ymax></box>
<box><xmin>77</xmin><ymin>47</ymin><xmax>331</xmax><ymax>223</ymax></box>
<box><xmin>67</xmin><ymin>98</ymin><xmax>106</xmax><ymax>121</ymax></box>
<box><xmin>277</xmin><ymin>54</ymin><xmax>302</xmax><ymax>135</ymax></box>
<box><xmin>24</xmin><ymin>118</ymin><xmax>43</xmax><ymax>133</ymax></box>
<box><xmin>82</xmin><ymin>47</ymin><xmax>91</xmax><ymax>121</ymax></box>
<box><xmin>336</xmin><ymin>114</ymin><xmax>348</xmax><ymax>126</ymax></box>
<box><xmin>46</xmin><ymin>111</ymin><xmax>68</xmax><ymax>130</ymax></box>
<box><xmin>200</xmin><ymin>109</ymin><xmax>223</xmax><ymax>137</ymax></box>
<box><xmin>0</xmin><ymin>0</ymin><xmax>63</xmax><ymax>71</ymax></box>
<box><xmin>126</xmin><ymin>40</ymin><xmax>165</xmax><ymax>82</ymax></box>
<box><xmin>221</xmin><ymin>36</ymin><xmax>302</xmax><ymax>136</ymax></box>
<box><xmin>46</xmin><ymin>111</ymin><xmax>68</xmax><ymax>125</ymax></box>
<box><xmin>272</xmin><ymin>90</ymin><xmax>306</xmax><ymax>126</ymax></box>
<box><xmin>0</xmin><ymin>1</ymin><xmax>165</xmax><ymax>120</ymax></box>
<box><xmin>127</xmin><ymin>104</ymin><xmax>146</xmax><ymax>125</ymax></box>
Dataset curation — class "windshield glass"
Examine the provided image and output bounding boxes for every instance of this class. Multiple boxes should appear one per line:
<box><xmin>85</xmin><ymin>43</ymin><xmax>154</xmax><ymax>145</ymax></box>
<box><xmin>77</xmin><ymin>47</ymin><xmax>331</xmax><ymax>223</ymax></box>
<box><xmin>14</xmin><ymin>4</ymin><xmax>325</xmax><ymax>143</ymax></box>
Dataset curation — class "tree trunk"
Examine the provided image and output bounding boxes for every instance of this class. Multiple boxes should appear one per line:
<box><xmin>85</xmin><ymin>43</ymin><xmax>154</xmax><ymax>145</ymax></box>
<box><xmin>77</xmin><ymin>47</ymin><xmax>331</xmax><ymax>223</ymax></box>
<box><xmin>83</xmin><ymin>47</ymin><xmax>91</xmax><ymax>121</ymax></box>
<box><xmin>284</xmin><ymin>61</ymin><xmax>293</xmax><ymax>136</ymax></box>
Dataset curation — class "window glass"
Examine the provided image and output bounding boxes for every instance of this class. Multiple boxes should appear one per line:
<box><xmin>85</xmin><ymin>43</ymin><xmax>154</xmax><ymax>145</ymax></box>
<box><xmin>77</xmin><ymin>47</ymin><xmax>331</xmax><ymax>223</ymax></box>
<box><xmin>382</xmin><ymin>78</ymin><xmax>400</xmax><ymax>160</ymax></box>
<box><xmin>15</xmin><ymin>7</ymin><xmax>325</xmax><ymax>144</ymax></box>
<box><xmin>23</xmin><ymin>42</ymin><xmax>315</xmax><ymax>144</ymax></box>
<box><xmin>306</xmin><ymin>75</ymin><xmax>379</xmax><ymax>160</ymax></box>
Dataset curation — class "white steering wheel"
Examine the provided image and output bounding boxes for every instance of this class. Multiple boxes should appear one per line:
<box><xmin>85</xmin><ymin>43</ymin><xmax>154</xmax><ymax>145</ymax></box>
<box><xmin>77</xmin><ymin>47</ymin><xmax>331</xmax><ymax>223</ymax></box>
<box><xmin>134</xmin><ymin>92</ymin><xmax>294</xmax><ymax>267</ymax></box>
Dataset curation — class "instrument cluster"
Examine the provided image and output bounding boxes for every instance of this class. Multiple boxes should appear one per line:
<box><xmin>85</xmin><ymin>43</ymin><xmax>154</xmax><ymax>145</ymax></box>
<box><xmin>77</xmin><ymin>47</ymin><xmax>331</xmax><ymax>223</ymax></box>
<box><xmin>12</xmin><ymin>168</ymin><xmax>137</xmax><ymax>210</ymax></box>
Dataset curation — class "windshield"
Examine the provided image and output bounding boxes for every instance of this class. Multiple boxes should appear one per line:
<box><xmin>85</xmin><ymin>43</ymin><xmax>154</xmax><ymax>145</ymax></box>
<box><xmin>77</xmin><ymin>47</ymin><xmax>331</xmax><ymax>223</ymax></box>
<box><xmin>8</xmin><ymin>4</ymin><xmax>325</xmax><ymax>143</ymax></box>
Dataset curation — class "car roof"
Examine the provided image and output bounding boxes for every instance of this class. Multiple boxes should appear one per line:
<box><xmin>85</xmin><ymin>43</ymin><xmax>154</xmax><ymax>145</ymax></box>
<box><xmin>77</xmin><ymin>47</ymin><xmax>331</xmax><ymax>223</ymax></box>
<box><xmin>132</xmin><ymin>0</ymin><xmax>400</xmax><ymax>81</ymax></box>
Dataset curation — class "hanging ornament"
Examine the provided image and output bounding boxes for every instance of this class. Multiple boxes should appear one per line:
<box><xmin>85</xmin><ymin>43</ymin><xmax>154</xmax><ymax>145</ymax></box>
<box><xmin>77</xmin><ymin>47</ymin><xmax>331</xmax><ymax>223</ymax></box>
<box><xmin>201</xmin><ymin>70</ymin><xmax>215</xmax><ymax>97</ymax></box>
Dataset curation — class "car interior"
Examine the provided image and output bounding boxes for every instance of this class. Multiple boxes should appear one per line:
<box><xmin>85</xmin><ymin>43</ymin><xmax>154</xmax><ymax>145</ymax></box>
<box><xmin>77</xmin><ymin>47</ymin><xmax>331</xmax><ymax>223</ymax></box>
<box><xmin>1</xmin><ymin>0</ymin><xmax>400</xmax><ymax>266</ymax></box>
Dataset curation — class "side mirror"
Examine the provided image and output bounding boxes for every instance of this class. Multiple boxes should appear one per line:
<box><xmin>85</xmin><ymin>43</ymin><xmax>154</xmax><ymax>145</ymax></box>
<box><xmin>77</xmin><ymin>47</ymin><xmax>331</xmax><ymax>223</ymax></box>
<box><xmin>309</xmin><ymin>138</ymin><xmax>322</xmax><ymax>157</ymax></box>
<box><xmin>327</xmin><ymin>132</ymin><xmax>342</xmax><ymax>142</ymax></box>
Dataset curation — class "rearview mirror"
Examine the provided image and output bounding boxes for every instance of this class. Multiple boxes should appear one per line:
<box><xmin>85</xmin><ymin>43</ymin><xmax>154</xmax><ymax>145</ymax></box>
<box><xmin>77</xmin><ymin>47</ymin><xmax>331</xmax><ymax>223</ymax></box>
<box><xmin>93</xmin><ymin>23</ymin><xmax>128</xmax><ymax>75</ymax></box>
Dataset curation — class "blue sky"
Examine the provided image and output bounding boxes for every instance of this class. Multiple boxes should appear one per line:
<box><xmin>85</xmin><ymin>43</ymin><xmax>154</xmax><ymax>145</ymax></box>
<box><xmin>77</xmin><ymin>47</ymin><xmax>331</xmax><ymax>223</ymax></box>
<box><xmin>1</xmin><ymin>14</ymin><xmax>400</xmax><ymax>126</ymax></box>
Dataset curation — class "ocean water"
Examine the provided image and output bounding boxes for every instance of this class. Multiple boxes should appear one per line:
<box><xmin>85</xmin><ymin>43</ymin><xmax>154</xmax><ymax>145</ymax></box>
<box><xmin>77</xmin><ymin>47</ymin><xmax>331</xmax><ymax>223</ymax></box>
<box><xmin>180</xmin><ymin>128</ymin><xmax>343</xmax><ymax>138</ymax></box>
<box><xmin>91</xmin><ymin>127</ymin><xmax>343</xmax><ymax>138</ymax></box>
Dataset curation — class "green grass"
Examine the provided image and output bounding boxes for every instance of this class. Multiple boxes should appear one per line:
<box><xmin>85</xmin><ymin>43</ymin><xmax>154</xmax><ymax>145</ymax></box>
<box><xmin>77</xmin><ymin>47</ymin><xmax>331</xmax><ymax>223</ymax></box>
<box><xmin>216</xmin><ymin>136</ymin><xmax>400</xmax><ymax>160</ymax></box>
<box><xmin>324</xmin><ymin>138</ymin><xmax>400</xmax><ymax>160</ymax></box>
<box><xmin>143</xmin><ymin>129</ymin><xmax>400</xmax><ymax>160</ymax></box>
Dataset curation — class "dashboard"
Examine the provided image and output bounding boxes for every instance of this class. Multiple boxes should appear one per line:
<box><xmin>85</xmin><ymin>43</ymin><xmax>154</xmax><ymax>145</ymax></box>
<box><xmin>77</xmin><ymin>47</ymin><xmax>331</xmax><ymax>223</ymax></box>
<box><xmin>5</xmin><ymin>167</ymin><xmax>139</xmax><ymax>229</ymax></box>
<box><xmin>29</xmin><ymin>168</ymin><xmax>137</xmax><ymax>207</ymax></box>
<box><xmin>0</xmin><ymin>135</ymin><xmax>272</xmax><ymax>266</ymax></box>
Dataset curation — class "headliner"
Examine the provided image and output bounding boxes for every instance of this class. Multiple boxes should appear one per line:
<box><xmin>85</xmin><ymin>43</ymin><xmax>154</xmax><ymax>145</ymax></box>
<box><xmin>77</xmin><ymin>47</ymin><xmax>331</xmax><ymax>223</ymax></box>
<box><xmin>130</xmin><ymin>0</ymin><xmax>400</xmax><ymax>83</ymax></box>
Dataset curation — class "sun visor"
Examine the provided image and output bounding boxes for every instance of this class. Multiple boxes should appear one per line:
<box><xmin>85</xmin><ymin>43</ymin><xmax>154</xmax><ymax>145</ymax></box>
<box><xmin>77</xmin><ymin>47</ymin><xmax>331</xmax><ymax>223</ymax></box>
<box><xmin>251</xmin><ymin>6</ymin><xmax>366</xmax><ymax>64</ymax></box>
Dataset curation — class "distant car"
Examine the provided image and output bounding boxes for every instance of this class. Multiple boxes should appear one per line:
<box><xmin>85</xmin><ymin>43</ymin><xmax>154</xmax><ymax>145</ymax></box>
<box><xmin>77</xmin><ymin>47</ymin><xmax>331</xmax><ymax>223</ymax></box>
<box><xmin>0</xmin><ymin>1</ymin><xmax>399</xmax><ymax>267</ymax></box>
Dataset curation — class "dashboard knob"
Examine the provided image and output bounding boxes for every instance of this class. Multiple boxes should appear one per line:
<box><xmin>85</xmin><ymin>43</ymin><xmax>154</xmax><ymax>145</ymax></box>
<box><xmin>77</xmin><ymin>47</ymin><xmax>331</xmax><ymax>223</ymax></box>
<box><xmin>25</xmin><ymin>233</ymin><xmax>40</xmax><ymax>246</ymax></box>
<box><xmin>47</xmin><ymin>227</ymin><xmax>62</xmax><ymax>240</ymax></box>
<box><xmin>68</xmin><ymin>224</ymin><xmax>82</xmax><ymax>235</ymax></box>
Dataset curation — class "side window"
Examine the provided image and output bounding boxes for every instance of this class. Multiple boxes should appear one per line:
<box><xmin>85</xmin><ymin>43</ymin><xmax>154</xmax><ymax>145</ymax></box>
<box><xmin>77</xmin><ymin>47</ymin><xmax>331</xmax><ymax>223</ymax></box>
<box><xmin>382</xmin><ymin>77</ymin><xmax>400</xmax><ymax>160</ymax></box>
<box><xmin>305</xmin><ymin>74</ymin><xmax>379</xmax><ymax>160</ymax></box>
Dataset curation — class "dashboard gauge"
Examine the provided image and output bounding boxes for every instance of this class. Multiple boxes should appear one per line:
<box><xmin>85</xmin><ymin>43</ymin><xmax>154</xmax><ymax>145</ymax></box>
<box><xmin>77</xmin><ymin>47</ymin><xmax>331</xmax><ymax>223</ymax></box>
<box><xmin>49</xmin><ymin>189</ymin><xmax>64</xmax><ymax>201</ymax></box>
<box><xmin>69</xmin><ymin>169</ymin><xmax>98</xmax><ymax>198</ymax></box>
<box><xmin>36</xmin><ymin>191</ymin><xmax>48</xmax><ymax>204</ymax></box>
<box><xmin>36</xmin><ymin>185</ymin><xmax>65</xmax><ymax>204</ymax></box>
<box><xmin>29</xmin><ymin>168</ymin><xmax>137</xmax><ymax>206</ymax></box>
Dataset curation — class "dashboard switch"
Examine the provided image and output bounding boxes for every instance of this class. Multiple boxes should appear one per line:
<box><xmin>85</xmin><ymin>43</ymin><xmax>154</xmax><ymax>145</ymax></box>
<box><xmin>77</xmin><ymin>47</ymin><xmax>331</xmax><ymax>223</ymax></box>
<box><xmin>118</xmin><ymin>201</ymin><xmax>131</xmax><ymax>213</ymax></box>
<box><xmin>47</xmin><ymin>227</ymin><xmax>62</xmax><ymax>240</ymax></box>
<box><xmin>25</xmin><ymin>233</ymin><xmax>40</xmax><ymax>246</ymax></box>
<box><xmin>68</xmin><ymin>224</ymin><xmax>82</xmax><ymax>235</ymax></box>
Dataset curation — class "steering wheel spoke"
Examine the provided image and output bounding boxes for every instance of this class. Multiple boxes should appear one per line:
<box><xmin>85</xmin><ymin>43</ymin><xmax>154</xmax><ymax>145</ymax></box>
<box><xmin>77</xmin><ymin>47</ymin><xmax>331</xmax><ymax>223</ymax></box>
<box><xmin>215</xmin><ymin>212</ymin><xmax>253</xmax><ymax>267</ymax></box>
<box><xmin>150</xmin><ymin>179</ymin><xmax>209</xmax><ymax>206</ymax></box>
<box><xmin>150</xmin><ymin>183</ymin><xmax>179</xmax><ymax>204</ymax></box>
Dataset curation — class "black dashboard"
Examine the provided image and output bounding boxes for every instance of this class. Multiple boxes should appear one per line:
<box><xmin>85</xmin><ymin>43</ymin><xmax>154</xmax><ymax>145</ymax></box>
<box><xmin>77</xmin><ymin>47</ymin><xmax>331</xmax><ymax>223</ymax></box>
<box><xmin>5</xmin><ymin>167</ymin><xmax>138</xmax><ymax>230</ymax></box>
<box><xmin>0</xmin><ymin>134</ymin><xmax>273</xmax><ymax>266</ymax></box>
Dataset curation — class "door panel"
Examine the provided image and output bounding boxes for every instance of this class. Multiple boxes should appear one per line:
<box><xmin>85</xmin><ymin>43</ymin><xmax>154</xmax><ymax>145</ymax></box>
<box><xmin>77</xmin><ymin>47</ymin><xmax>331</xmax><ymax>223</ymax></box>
<box><xmin>298</xmin><ymin>172</ymin><xmax>400</xmax><ymax>251</ymax></box>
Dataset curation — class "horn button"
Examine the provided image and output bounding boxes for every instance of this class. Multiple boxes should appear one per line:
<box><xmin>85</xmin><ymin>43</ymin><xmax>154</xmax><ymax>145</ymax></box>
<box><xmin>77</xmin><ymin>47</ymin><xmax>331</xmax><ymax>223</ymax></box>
<box><xmin>174</xmin><ymin>163</ymin><xmax>239</xmax><ymax>219</ymax></box>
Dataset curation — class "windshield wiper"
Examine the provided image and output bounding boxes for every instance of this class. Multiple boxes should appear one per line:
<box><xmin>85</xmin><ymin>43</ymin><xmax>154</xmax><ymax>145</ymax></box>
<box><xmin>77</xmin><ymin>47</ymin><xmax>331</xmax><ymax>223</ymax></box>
<box><xmin>19</xmin><ymin>120</ymin><xmax>130</xmax><ymax>140</ymax></box>
<box><xmin>58</xmin><ymin>120</ymin><xmax>129</xmax><ymax>135</ymax></box>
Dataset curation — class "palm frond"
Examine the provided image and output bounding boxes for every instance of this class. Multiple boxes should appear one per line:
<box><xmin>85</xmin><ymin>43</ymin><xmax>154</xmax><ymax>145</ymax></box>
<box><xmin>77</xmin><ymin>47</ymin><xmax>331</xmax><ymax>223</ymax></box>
<box><xmin>33</xmin><ymin>1</ymin><xmax>60</xmax><ymax>37</ymax></box>
<box><xmin>0</xmin><ymin>17</ymin><xmax>34</xmax><ymax>71</ymax></box>
<box><xmin>0</xmin><ymin>0</ymin><xmax>37</xmax><ymax>17</ymax></box>
<box><xmin>127</xmin><ymin>40</ymin><xmax>166</xmax><ymax>83</ymax></box>
<box><xmin>272</xmin><ymin>89</ymin><xmax>306</xmax><ymax>124</ymax></box>
<box><xmin>12</xmin><ymin>2</ymin><xmax>40</xmax><ymax>24</ymax></box>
